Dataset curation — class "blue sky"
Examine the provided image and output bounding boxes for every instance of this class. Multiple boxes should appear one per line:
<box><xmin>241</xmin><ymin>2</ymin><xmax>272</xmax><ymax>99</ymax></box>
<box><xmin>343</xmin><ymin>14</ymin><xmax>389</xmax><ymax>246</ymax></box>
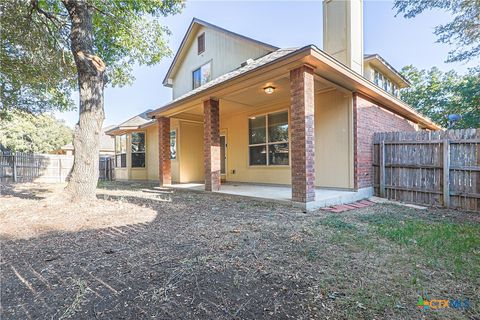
<box><xmin>56</xmin><ymin>0</ymin><xmax>476</xmax><ymax>128</ymax></box>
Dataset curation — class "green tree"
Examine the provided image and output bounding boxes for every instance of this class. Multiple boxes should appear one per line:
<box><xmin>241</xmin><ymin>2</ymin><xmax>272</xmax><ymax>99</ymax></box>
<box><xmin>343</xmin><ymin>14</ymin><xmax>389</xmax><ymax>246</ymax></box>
<box><xmin>393</xmin><ymin>0</ymin><xmax>480</xmax><ymax>63</ymax></box>
<box><xmin>1</xmin><ymin>0</ymin><xmax>183</xmax><ymax>200</ymax></box>
<box><xmin>400</xmin><ymin>66</ymin><xmax>480</xmax><ymax>128</ymax></box>
<box><xmin>0</xmin><ymin>110</ymin><xmax>73</xmax><ymax>153</ymax></box>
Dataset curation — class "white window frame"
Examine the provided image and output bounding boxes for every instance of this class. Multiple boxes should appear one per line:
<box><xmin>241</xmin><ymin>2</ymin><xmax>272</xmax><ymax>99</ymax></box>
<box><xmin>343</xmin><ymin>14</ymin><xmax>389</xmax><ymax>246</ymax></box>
<box><xmin>131</xmin><ymin>131</ymin><xmax>146</xmax><ymax>169</ymax></box>
<box><xmin>192</xmin><ymin>60</ymin><xmax>212</xmax><ymax>89</ymax></box>
<box><xmin>248</xmin><ymin>109</ymin><xmax>290</xmax><ymax>167</ymax></box>
<box><xmin>115</xmin><ymin>134</ymin><xmax>127</xmax><ymax>168</ymax></box>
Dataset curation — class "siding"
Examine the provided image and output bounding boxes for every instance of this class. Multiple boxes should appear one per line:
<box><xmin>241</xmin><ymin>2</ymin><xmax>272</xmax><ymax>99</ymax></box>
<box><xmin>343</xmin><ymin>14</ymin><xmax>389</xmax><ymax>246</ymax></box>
<box><xmin>171</xmin><ymin>26</ymin><xmax>272</xmax><ymax>99</ymax></box>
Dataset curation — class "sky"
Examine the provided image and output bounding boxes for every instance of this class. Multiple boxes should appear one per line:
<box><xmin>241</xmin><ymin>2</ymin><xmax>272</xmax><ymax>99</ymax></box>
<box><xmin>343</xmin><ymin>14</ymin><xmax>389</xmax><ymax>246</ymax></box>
<box><xmin>55</xmin><ymin>0</ymin><xmax>477</xmax><ymax>128</ymax></box>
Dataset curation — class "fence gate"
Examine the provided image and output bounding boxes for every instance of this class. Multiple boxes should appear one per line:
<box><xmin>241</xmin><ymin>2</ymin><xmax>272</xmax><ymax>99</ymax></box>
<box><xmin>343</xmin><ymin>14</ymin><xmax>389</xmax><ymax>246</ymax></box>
<box><xmin>373</xmin><ymin>129</ymin><xmax>480</xmax><ymax>212</ymax></box>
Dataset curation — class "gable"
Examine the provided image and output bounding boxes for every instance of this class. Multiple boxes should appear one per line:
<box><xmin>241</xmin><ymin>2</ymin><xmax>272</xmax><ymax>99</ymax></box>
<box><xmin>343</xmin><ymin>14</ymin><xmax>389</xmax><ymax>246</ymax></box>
<box><xmin>164</xmin><ymin>18</ymin><xmax>278</xmax><ymax>99</ymax></box>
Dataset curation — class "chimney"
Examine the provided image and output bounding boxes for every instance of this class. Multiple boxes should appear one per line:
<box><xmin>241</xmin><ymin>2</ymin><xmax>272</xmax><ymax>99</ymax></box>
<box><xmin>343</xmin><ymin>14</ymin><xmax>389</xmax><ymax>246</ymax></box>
<box><xmin>323</xmin><ymin>0</ymin><xmax>364</xmax><ymax>75</ymax></box>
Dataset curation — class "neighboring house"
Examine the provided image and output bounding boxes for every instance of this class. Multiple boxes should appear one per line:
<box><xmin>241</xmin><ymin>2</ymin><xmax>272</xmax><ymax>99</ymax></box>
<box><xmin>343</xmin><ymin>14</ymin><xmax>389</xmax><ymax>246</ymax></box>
<box><xmin>54</xmin><ymin>125</ymin><xmax>115</xmax><ymax>156</ymax></box>
<box><xmin>107</xmin><ymin>0</ymin><xmax>440</xmax><ymax>208</ymax></box>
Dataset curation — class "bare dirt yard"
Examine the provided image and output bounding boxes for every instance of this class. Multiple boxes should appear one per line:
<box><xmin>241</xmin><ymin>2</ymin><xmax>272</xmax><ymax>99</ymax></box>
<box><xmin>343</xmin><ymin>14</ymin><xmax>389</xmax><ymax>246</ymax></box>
<box><xmin>1</xmin><ymin>182</ymin><xmax>479</xmax><ymax>319</ymax></box>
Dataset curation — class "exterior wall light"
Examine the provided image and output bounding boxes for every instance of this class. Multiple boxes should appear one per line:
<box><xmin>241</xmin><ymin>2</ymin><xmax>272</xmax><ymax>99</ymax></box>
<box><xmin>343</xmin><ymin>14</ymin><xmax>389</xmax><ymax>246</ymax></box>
<box><xmin>263</xmin><ymin>86</ymin><xmax>275</xmax><ymax>94</ymax></box>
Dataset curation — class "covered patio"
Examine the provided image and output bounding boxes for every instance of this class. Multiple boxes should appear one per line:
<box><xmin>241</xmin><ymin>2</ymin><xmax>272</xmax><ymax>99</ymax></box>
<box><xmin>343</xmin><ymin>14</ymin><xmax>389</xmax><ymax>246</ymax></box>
<box><xmin>169</xmin><ymin>182</ymin><xmax>372</xmax><ymax>211</ymax></box>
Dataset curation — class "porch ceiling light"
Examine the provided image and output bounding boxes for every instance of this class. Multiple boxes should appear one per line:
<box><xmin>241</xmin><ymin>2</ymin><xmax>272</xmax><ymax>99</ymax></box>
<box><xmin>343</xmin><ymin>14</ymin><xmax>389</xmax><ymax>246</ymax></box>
<box><xmin>263</xmin><ymin>86</ymin><xmax>275</xmax><ymax>94</ymax></box>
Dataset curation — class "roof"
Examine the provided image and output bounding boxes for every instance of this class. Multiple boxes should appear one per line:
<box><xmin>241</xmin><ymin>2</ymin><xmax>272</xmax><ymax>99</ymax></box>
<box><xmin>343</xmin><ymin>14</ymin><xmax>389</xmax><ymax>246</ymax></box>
<box><xmin>364</xmin><ymin>53</ymin><xmax>410</xmax><ymax>88</ymax></box>
<box><xmin>152</xmin><ymin>47</ymin><xmax>299</xmax><ymax>116</ymax></box>
<box><xmin>162</xmin><ymin>18</ymin><xmax>279</xmax><ymax>87</ymax></box>
<box><xmin>148</xmin><ymin>45</ymin><xmax>440</xmax><ymax>130</ymax></box>
<box><xmin>62</xmin><ymin>126</ymin><xmax>115</xmax><ymax>151</ymax></box>
<box><xmin>105</xmin><ymin>110</ymin><xmax>156</xmax><ymax>136</ymax></box>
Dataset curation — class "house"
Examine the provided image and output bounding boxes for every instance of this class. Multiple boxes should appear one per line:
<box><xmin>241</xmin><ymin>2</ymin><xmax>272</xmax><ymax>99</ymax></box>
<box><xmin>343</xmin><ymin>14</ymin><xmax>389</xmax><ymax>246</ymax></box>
<box><xmin>107</xmin><ymin>0</ymin><xmax>440</xmax><ymax>210</ymax></box>
<box><xmin>54</xmin><ymin>125</ymin><xmax>115</xmax><ymax>156</ymax></box>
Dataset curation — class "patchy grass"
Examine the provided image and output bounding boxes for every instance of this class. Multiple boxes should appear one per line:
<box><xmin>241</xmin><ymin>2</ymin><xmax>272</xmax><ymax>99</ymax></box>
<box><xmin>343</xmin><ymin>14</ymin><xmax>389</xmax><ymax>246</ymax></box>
<box><xmin>360</xmin><ymin>213</ymin><xmax>480</xmax><ymax>277</ymax></box>
<box><xmin>1</xmin><ymin>182</ymin><xmax>478</xmax><ymax>319</ymax></box>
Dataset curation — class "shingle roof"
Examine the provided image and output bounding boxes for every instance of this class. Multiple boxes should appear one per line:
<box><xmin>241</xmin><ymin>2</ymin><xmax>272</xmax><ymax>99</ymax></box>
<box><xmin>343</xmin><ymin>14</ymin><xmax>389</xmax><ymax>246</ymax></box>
<box><xmin>149</xmin><ymin>47</ymin><xmax>301</xmax><ymax>117</ymax></box>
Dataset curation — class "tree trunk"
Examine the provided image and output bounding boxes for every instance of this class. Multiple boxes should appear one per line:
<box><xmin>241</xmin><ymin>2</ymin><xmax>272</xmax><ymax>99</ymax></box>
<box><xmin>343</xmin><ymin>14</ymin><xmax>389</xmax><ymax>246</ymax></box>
<box><xmin>63</xmin><ymin>0</ymin><xmax>105</xmax><ymax>201</ymax></box>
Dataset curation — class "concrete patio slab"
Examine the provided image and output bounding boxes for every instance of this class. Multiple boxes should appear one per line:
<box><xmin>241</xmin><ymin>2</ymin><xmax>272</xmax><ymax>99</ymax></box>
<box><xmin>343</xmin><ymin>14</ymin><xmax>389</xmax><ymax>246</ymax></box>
<box><xmin>167</xmin><ymin>182</ymin><xmax>373</xmax><ymax>212</ymax></box>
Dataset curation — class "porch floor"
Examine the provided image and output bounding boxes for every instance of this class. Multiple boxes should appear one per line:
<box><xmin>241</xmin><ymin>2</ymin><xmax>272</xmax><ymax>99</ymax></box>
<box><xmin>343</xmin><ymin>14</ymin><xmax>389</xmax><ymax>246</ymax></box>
<box><xmin>169</xmin><ymin>182</ymin><xmax>373</xmax><ymax>211</ymax></box>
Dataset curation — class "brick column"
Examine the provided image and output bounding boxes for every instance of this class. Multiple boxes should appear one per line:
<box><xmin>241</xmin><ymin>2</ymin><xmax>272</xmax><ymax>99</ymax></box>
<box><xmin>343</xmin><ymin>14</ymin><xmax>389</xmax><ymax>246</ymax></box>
<box><xmin>157</xmin><ymin>116</ymin><xmax>171</xmax><ymax>186</ymax></box>
<box><xmin>290</xmin><ymin>65</ymin><xmax>316</xmax><ymax>203</ymax></box>
<box><xmin>204</xmin><ymin>99</ymin><xmax>221</xmax><ymax>191</ymax></box>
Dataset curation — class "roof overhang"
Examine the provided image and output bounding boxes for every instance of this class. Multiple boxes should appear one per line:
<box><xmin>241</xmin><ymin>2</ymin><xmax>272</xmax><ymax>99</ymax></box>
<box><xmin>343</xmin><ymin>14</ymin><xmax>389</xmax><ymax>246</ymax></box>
<box><xmin>150</xmin><ymin>46</ymin><xmax>440</xmax><ymax>130</ymax></box>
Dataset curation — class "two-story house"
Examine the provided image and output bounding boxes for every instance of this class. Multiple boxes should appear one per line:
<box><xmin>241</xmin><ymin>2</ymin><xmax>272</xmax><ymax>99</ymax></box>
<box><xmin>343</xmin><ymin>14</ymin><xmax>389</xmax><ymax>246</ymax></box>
<box><xmin>107</xmin><ymin>0</ymin><xmax>440</xmax><ymax>210</ymax></box>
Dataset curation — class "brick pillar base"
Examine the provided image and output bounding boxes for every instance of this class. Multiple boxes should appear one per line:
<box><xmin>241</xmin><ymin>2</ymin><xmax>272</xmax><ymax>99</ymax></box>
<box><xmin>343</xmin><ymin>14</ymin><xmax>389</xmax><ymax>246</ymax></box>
<box><xmin>157</xmin><ymin>117</ymin><xmax>171</xmax><ymax>186</ymax></box>
<box><xmin>204</xmin><ymin>99</ymin><xmax>221</xmax><ymax>191</ymax></box>
<box><xmin>290</xmin><ymin>65</ymin><xmax>316</xmax><ymax>203</ymax></box>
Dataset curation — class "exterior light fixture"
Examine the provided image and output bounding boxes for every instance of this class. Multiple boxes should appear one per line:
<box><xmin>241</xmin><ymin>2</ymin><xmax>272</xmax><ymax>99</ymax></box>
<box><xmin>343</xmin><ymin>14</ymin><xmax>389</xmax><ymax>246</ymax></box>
<box><xmin>263</xmin><ymin>86</ymin><xmax>275</xmax><ymax>94</ymax></box>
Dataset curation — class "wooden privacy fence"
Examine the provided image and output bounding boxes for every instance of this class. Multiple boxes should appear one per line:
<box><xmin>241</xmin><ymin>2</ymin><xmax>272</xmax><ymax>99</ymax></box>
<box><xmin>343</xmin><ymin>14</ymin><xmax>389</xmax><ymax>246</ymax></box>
<box><xmin>373</xmin><ymin>129</ymin><xmax>480</xmax><ymax>212</ymax></box>
<box><xmin>99</xmin><ymin>156</ymin><xmax>115</xmax><ymax>181</ymax></box>
<box><xmin>0</xmin><ymin>153</ymin><xmax>74</xmax><ymax>183</ymax></box>
<box><xmin>0</xmin><ymin>152</ymin><xmax>114</xmax><ymax>183</ymax></box>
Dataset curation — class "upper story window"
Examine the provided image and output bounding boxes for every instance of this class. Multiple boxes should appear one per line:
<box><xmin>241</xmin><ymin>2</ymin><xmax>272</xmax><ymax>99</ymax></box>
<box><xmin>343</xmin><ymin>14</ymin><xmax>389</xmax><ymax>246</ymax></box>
<box><xmin>115</xmin><ymin>134</ymin><xmax>127</xmax><ymax>168</ymax></box>
<box><xmin>197</xmin><ymin>33</ymin><xmax>205</xmax><ymax>54</ymax></box>
<box><xmin>193</xmin><ymin>61</ymin><xmax>211</xmax><ymax>89</ymax></box>
<box><xmin>248</xmin><ymin>111</ymin><xmax>289</xmax><ymax>166</ymax></box>
<box><xmin>131</xmin><ymin>132</ymin><xmax>146</xmax><ymax>168</ymax></box>
<box><xmin>374</xmin><ymin>69</ymin><xmax>400</xmax><ymax>98</ymax></box>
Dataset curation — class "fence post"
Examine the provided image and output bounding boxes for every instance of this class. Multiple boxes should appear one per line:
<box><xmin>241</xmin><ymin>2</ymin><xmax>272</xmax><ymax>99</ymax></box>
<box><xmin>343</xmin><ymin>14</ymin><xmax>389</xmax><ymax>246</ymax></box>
<box><xmin>443</xmin><ymin>139</ymin><xmax>450</xmax><ymax>208</ymax></box>
<box><xmin>59</xmin><ymin>158</ymin><xmax>62</xmax><ymax>182</ymax></box>
<box><xmin>379</xmin><ymin>140</ymin><xmax>386</xmax><ymax>198</ymax></box>
<box><xmin>12</xmin><ymin>154</ymin><xmax>17</xmax><ymax>183</ymax></box>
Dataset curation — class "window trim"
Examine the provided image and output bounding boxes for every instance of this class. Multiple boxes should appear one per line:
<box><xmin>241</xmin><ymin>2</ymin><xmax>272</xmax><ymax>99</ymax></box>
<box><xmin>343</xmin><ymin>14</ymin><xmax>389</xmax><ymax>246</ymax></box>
<box><xmin>130</xmin><ymin>131</ymin><xmax>146</xmax><ymax>169</ymax></box>
<box><xmin>192</xmin><ymin>60</ymin><xmax>212</xmax><ymax>89</ymax></box>
<box><xmin>247</xmin><ymin>109</ymin><xmax>290</xmax><ymax>167</ymax></box>
<box><xmin>197</xmin><ymin>32</ymin><xmax>205</xmax><ymax>55</ymax></box>
<box><xmin>115</xmin><ymin>134</ymin><xmax>127</xmax><ymax>168</ymax></box>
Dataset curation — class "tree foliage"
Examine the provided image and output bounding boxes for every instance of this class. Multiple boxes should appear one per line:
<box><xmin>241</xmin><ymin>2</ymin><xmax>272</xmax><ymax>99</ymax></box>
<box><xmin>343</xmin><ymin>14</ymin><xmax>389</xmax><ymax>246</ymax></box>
<box><xmin>393</xmin><ymin>0</ymin><xmax>480</xmax><ymax>63</ymax></box>
<box><xmin>0</xmin><ymin>0</ymin><xmax>184</xmax><ymax>115</ymax></box>
<box><xmin>0</xmin><ymin>110</ymin><xmax>73</xmax><ymax>153</ymax></box>
<box><xmin>400</xmin><ymin>66</ymin><xmax>480</xmax><ymax>128</ymax></box>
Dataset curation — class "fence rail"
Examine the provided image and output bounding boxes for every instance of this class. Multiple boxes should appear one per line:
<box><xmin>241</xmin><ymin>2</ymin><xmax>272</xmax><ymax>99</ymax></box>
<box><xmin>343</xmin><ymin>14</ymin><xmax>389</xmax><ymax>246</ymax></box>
<box><xmin>373</xmin><ymin>129</ymin><xmax>480</xmax><ymax>212</ymax></box>
<box><xmin>0</xmin><ymin>152</ymin><xmax>114</xmax><ymax>183</ymax></box>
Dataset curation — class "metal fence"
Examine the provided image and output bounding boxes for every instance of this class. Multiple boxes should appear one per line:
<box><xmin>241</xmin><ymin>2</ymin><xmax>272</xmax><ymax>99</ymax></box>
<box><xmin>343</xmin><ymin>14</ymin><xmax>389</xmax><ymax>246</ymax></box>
<box><xmin>373</xmin><ymin>128</ymin><xmax>480</xmax><ymax>212</ymax></box>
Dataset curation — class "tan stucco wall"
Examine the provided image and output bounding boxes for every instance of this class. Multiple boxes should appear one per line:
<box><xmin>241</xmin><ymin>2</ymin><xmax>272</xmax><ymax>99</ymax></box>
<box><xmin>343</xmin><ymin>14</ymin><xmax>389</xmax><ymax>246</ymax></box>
<box><xmin>178</xmin><ymin>121</ymin><xmax>204</xmax><ymax>183</ymax></box>
<box><xmin>314</xmin><ymin>90</ymin><xmax>354</xmax><ymax>189</ymax></box>
<box><xmin>221</xmin><ymin>103</ymin><xmax>292</xmax><ymax>185</ymax></box>
<box><xmin>218</xmin><ymin>89</ymin><xmax>353</xmax><ymax>188</ymax></box>
<box><xmin>171</xmin><ymin>118</ymin><xmax>180</xmax><ymax>182</ymax></box>
<box><xmin>171</xmin><ymin>26</ymin><xmax>272</xmax><ymax>99</ymax></box>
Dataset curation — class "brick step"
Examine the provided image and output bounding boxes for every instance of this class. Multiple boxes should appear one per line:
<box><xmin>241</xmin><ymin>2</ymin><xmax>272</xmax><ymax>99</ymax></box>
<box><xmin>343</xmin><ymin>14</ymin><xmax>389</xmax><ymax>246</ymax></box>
<box><xmin>322</xmin><ymin>200</ymin><xmax>374</xmax><ymax>213</ymax></box>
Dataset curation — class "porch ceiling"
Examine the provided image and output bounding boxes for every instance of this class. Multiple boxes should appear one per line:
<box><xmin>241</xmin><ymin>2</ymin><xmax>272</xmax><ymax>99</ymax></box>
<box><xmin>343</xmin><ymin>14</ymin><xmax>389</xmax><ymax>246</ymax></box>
<box><xmin>170</xmin><ymin>76</ymin><xmax>333</xmax><ymax>118</ymax></box>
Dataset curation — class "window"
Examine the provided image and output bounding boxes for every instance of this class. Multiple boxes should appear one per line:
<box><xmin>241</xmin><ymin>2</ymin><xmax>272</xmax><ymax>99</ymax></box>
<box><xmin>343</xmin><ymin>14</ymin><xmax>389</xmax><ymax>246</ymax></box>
<box><xmin>115</xmin><ymin>134</ymin><xmax>127</xmax><ymax>168</ymax></box>
<box><xmin>193</xmin><ymin>61</ymin><xmax>211</xmax><ymax>89</ymax></box>
<box><xmin>197</xmin><ymin>33</ymin><xmax>205</xmax><ymax>54</ymax></box>
<box><xmin>393</xmin><ymin>84</ymin><xmax>399</xmax><ymax>97</ymax></box>
<box><xmin>170</xmin><ymin>130</ymin><xmax>177</xmax><ymax>160</ymax></box>
<box><xmin>385</xmin><ymin>78</ymin><xmax>391</xmax><ymax>93</ymax></box>
<box><xmin>131</xmin><ymin>132</ymin><xmax>145</xmax><ymax>168</ymax></box>
<box><xmin>248</xmin><ymin>111</ymin><xmax>289</xmax><ymax>166</ymax></box>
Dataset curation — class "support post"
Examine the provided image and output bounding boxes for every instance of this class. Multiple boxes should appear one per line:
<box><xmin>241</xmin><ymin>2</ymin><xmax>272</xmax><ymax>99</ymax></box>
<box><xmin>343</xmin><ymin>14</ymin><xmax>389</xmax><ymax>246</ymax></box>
<box><xmin>290</xmin><ymin>65</ymin><xmax>316</xmax><ymax>204</ymax></box>
<box><xmin>203</xmin><ymin>99</ymin><xmax>221</xmax><ymax>191</ymax></box>
<box><xmin>379</xmin><ymin>140</ymin><xmax>386</xmax><ymax>198</ymax></box>
<box><xmin>443</xmin><ymin>139</ymin><xmax>450</xmax><ymax>208</ymax></box>
<box><xmin>157</xmin><ymin>117</ymin><xmax>171</xmax><ymax>186</ymax></box>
